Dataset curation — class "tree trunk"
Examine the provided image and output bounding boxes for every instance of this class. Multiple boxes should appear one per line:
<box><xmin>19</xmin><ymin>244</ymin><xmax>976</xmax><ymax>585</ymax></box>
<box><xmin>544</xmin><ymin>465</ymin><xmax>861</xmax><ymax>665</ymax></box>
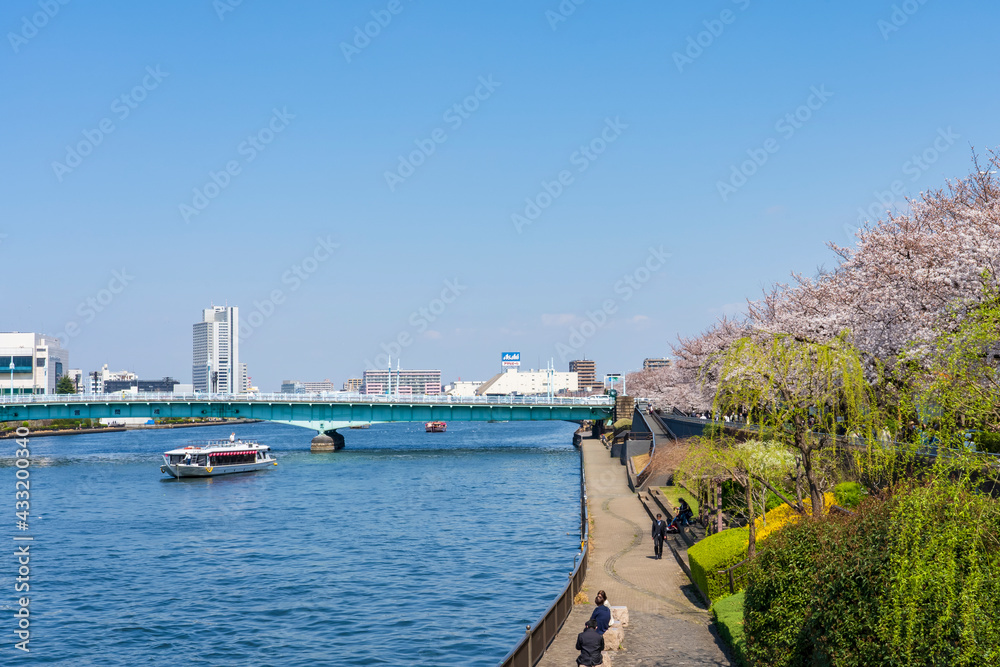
<box><xmin>745</xmin><ymin>479</ymin><xmax>757</xmax><ymax>558</ymax></box>
<box><xmin>794</xmin><ymin>458</ymin><xmax>804</xmax><ymax>510</ymax></box>
<box><xmin>801</xmin><ymin>449</ymin><xmax>825</xmax><ymax>517</ymax></box>
<box><xmin>716</xmin><ymin>481</ymin><xmax>724</xmax><ymax>533</ymax></box>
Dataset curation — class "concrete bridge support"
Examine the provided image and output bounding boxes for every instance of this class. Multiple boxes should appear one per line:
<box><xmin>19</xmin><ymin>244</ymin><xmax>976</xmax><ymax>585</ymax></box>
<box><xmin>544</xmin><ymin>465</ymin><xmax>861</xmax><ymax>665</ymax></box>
<box><xmin>310</xmin><ymin>429</ymin><xmax>345</xmax><ymax>452</ymax></box>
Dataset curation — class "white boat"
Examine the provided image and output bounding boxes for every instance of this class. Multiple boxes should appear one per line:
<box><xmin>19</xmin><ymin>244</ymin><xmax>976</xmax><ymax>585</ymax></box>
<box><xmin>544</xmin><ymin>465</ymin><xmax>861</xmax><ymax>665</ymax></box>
<box><xmin>160</xmin><ymin>438</ymin><xmax>277</xmax><ymax>478</ymax></box>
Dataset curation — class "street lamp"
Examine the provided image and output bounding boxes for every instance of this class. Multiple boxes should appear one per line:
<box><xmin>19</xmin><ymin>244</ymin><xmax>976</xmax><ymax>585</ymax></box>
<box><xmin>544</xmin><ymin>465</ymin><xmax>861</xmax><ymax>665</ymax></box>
<box><xmin>8</xmin><ymin>359</ymin><xmax>13</xmax><ymax>399</ymax></box>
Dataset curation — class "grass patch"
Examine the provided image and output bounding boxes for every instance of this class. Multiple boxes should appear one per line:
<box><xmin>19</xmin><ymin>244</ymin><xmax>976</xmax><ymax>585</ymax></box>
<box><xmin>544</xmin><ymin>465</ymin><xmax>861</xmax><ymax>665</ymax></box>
<box><xmin>660</xmin><ymin>485</ymin><xmax>699</xmax><ymax>514</ymax></box>
<box><xmin>713</xmin><ymin>591</ymin><xmax>747</xmax><ymax>666</ymax></box>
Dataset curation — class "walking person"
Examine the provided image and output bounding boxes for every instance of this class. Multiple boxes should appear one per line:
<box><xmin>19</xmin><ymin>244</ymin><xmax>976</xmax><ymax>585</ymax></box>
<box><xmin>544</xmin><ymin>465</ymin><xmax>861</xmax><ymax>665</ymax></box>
<box><xmin>575</xmin><ymin>619</ymin><xmax>604</xmax><ymax>665</ymax></box>
<box><xmin>590</xmin><ymin>591</ymin><xmax>611</xmax><ymax>634</ymax></box>
<box><xmin>652</xmin><ymin>513</ymin><xmax>668</xmax><ymax>560</ymax></box>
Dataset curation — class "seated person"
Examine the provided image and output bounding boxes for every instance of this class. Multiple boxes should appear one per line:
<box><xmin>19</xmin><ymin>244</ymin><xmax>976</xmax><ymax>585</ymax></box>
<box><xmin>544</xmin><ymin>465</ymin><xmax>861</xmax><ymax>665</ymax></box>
<box><xmin>575</xmin><ymin>619</ymin><xmax>604</xmax><ymax>666</ymax></box>
<box><xmin>589</xmin><ymin>590</ymin><xmax>611</xmax><ymax>634</ymax></box>
<box><xmin>668</xmin><ymin>498</ymin><xmax>694</xmax><ymax>531</ymax></box>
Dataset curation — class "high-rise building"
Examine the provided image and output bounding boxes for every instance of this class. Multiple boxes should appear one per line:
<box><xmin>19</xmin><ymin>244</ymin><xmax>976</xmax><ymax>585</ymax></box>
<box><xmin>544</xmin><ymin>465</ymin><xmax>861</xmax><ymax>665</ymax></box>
<box><xmin>569</xmin><ymin>359</ymin><xmax>601</xmax><ymax>391</ymax></box>
<box><xmin>643</xmin><ymin>358</ymin><xmax>672</xmax><ymax>370</ymax></box>
<box><xmin>362</xmin><ymin>369</ymin><xmax>441</xmax><ymax>395</ymax></box>
<box><xmin>193</xmin><ymin>306</ymin><xmax>247</xmax><ymax>393</ymax></box>
<box><xmin>343</xmin><ymin>378</ymin><xmax>363</xmax><ymax>392</ymax></box>
<box><xmin>0</xmin><ymin>332</ymin><xmax>68</xmax><ymax>395</ymax></box>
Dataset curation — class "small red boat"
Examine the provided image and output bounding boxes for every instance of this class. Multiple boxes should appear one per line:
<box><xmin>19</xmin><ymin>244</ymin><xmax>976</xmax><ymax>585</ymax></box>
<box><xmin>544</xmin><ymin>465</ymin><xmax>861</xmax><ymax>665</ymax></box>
<box><xmin>425</xmin><ymin>421</ymin><xmax>447</xmax><ymax>433</ymax></box>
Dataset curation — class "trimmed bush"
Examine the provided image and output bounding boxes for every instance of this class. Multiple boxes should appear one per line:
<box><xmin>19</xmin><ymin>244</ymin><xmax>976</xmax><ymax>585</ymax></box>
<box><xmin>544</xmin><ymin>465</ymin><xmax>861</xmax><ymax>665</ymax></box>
<box><xmin>689</xmin><ymin>527</ymin><xmax>749</xmax><ymax>602</ymax></box>
<box><xmin>612</xmin><ymin>418</ymin><xmax>632</xmax><ymax>433</ymax></box>
<box><xmin>834</xmin><ymin>481</ymin><xmax>864</xmax><ymax>509</ymax></box>
<box><xmin>743</xmin><ymin>480</ymin><xmax>1000</xmax><ymax>667</ymax></box>
<box><xmin>713</xmin><ymin>591</ymin><xmax>747</xmax><ymax>667</ymax></box>
<box><xmin>744</xmin><ymin>504</ymin><xmax>889</xmax><ymax>666</ymax></box>
<box><xmin>690</xmin><ymin>492</ymin><xmax>835</xmax><ymax>603</ymax></box>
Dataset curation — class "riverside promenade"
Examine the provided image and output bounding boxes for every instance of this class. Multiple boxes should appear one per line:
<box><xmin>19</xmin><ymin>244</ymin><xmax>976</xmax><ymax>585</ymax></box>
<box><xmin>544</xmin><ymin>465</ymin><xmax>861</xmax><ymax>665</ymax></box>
<box><xmin>537</xmin><ymin>436</ymin><xmax>731</xmax><ymax>666</ymax></box>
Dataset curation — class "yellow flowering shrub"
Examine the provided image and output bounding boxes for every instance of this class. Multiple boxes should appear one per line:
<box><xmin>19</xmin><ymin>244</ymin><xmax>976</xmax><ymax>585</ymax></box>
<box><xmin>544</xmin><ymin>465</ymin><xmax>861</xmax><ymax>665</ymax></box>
<box><xmin>755</xmin><ymin>492</ymin><xmax>836</xmax><ymax>542</ymax></box>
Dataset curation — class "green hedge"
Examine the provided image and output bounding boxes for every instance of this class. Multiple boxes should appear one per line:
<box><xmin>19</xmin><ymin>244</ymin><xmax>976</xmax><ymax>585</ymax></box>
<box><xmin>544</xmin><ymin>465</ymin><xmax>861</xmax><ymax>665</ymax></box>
<box><xmin>713</xmin><ymin>591</ymin><xmax>747</xmax><ymax>667</ymax></box>
<box><xmin>833</xmin><ymin>481</ymin><xmax>864</xmax><ymax>509</ymax></box>
<box><xmin>744</xmin><ymin>481</ymin><xmax>1000</xmax><ymax>666</ymax></box>
<box><xmin>689</xmin><ymin>526</ymin><xmax>749</xmax><ymax>602</ymax></box>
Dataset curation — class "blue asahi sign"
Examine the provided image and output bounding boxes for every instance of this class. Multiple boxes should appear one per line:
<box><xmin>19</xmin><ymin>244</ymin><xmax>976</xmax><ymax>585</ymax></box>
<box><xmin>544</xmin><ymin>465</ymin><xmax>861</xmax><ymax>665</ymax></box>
<box><xmin>501</xmin><ymin>352</ymin><xmax>520</xmax><ymax>367</ymax></box>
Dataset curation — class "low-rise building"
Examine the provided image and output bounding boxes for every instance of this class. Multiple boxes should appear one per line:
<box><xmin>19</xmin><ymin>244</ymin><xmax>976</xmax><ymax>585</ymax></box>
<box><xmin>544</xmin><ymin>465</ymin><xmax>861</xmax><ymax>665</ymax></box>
<box><xmin>0</xmin><ymin>332</ymin><xmax>69</xmax><ymax>395</ymax></box>
<box><xmin>342</xmin><ymin>378</ymin><xmax>363</xmax><ymax>393</ymax></box>
<box><xmin>362</xmin><ymin>369</ymin><xmax>441</xmax><ymax>395</ymax></box>
<box><xmin>88</xmin><ymin>365</ymin><xmax>138</xmax><ymax>394</ymax></box>
<box><xmin>67</xmin><ymin>368</ymin><xmax>85</xmax><ymax>394</ymax></box>
<box><xmin>280</xmin><ymin>379</ymin><xmax>339</xmax><ymax>394</ymax></box>
<box><xmin>475</xmin><ymin>368</ymin><xmax>578</xmax><ymax>396</ymax></box>
<box><xmin>104</xmin><ymin>377</ymin><xmax>181</xmax><ymax>393</ymax></box>
<box><xmin>444</xmin><ymin>380</ymin><xmax>485</xmax><ymax>397</ymax></box>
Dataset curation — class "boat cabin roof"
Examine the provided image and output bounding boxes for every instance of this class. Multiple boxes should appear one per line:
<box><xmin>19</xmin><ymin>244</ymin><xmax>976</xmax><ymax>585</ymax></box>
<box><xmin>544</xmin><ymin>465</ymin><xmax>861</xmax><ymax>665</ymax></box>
<box><xmin>164</xmin><ymin>440</ymin><xmax>268</xmax><ymax>455</ymax></box>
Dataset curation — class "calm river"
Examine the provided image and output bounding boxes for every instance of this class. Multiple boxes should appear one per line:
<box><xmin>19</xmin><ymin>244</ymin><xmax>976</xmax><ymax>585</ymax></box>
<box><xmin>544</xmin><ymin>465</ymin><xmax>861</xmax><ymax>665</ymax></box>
<box><xmin>0</xmin><ymin>420</ymin><xmax>583</xmax><ymax>666</ymax></box>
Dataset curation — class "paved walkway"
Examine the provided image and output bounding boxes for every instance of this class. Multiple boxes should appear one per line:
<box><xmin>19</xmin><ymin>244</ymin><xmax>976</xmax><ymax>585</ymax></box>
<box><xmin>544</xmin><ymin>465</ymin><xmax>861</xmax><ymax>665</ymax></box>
<box><xmin>538</xmin><ymin>437</ymin><xmax>731</xmax><ymax>666</ymax></box>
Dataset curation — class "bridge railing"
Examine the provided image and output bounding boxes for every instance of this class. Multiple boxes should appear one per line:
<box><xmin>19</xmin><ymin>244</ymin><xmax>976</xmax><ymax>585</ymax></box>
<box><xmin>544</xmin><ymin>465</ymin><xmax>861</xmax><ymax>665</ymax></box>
<box><xmin>0</xmin><ymin>392</ymin><xmax>614</xmax><ymax>407</ymax></box>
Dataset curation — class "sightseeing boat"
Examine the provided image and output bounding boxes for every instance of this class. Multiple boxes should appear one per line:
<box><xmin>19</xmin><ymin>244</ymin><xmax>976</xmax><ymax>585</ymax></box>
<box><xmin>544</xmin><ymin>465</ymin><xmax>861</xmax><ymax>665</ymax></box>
<box><xmin>160</xmin><ymin>437</ymin><xmax>277</xmax><ymax>478</ymax></box>
<box><xmin>425</xmin><ymin>421</ymin><xmax>447</xmax><ymax>433</ymax></box>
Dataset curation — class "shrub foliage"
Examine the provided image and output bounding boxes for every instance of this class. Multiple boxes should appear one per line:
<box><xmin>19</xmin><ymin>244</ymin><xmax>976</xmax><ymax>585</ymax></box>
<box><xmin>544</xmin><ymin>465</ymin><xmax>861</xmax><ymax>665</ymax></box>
<box><xmin>833</xmin><ymin>481</ymin><xmax>864</xmax><ymax>509</ymax></box>
<box><xmin>743</xmin><ymin>480</ymin><xmax>1000</xmax><ymax>666</ymax></box>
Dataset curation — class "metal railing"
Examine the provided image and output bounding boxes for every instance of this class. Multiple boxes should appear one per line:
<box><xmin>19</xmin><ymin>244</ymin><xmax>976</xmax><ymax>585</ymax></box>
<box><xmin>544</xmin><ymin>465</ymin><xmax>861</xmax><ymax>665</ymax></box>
<box><xmin>498</xmin><ymin>448</ymin><xmax>589</xmax><ymax>667</ymax></box>
<box><xmin>718</xmin><ymin>557</ymin><xmax>751</xmax><ymax>597</ymax></box>
<box><xmin>631</xmin><ymin>409</ymin><xmax>658</xmax><ymax>488</ymax></box>
<box><xmin>0</xmin><ymin>392</ymin><xmax>614</xmax><ymax>407</ymax></box>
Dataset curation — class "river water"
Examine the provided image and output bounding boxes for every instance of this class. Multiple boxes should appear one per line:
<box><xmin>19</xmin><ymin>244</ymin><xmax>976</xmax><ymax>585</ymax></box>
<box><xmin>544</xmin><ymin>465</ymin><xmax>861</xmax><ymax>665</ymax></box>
<box><xmin>0</xmin><ymin>420</ymin><xmax>583</xmax><ymax>666</ymax></box>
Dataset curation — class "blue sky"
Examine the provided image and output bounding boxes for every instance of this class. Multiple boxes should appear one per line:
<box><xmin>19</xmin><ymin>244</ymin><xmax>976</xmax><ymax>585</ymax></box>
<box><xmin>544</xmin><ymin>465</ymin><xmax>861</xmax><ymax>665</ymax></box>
<box><xmin>2</xmin><ymin>0</ymin><xmax>996</xmax><ymax>390</ymax></box>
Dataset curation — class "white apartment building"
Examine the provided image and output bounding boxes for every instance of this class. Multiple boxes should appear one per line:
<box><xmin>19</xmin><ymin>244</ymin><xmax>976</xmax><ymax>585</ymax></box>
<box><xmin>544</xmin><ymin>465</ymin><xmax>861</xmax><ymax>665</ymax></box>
<box><xmin>475</xmin><ymin>368</ymin><xmax>578</xmax><ymax>396</ymax></box>
<box><xmin>67</xmin><ymin>368</ymin><xmax>85</xmax><ymax>394</ymax></box>
<box><xmin>362</xmin><ymin>369</ymin><xmax>441</xmax><ymax>395</ymax></box>
<box><xmin>88</xmin><ymin>364</ymin><xmax>138</xmax><ymax>394</ymax></box>
<box><xmin>0</xmin><ymin>332</ymin><xmax>69</xmax><ymax>396</ymax></box>
<box><xmin>193</xmin><ymin>306</ymin><xmax>248</xmax><ymax>393</ymax></box>
<box><xmin>281</xmin><ymin>379</ymin><xmax>339</xmax><ymax>393</ymax></box>
<box><xmin>444</xmin><ymin>380</ymin><xmax>486</xmax><ymax>397</ymax></box>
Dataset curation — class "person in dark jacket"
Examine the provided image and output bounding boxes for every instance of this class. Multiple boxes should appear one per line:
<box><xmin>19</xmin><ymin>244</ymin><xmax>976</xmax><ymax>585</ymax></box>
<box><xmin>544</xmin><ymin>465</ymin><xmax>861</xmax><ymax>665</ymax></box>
<box><xmin>677</xmin><ymin>498</ymin><xmax>693</xmax><ymax>525</ymax></box>
<box><xmin>589</xmin><ymin>590</ymin><xmax>611</xmax><ymax>634</ymax></box>
<box><xmin>576</xmin><ymin>619</ymin><xmax>604</xmax><ymax>665</ymax></box>
<box><xmin>668</xmin><ymin>498</ymin><xmax>694</xmax><ymax>531</ymax></box>
<box><xmin>652</xmin><ymin>513</ymin><xmax>668</xmax><ymax>560</ymax></box>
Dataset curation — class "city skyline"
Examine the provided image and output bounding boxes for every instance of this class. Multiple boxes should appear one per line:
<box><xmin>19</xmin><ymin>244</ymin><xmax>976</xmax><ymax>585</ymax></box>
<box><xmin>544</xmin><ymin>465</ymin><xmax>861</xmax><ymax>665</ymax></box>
<box><xmin>4</xmin><ymin>2</ymin><xmax>996</xmax><ymax>390</ymax></box>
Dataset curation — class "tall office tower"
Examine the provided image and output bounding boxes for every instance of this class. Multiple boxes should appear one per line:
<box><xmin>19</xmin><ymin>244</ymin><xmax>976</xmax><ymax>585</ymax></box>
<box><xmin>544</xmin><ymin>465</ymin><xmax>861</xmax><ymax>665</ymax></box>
<box><xmin>569</xmin><ymin>359</ymin><xmax>599</xmax><ymax>391</ymax></box>
<box><xmin>192</xmin><ymin>306</ymin><xmax>241</xmax><ymax>393</ymax></box>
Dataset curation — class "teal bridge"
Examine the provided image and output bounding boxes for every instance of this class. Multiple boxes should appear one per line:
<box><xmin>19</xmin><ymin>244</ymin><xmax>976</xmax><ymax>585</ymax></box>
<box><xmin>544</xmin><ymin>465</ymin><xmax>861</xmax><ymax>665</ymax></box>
<box><xmin>0</xmin><ymin>393</ymin><xmax>613</xmax><ymax>449</ymax></box>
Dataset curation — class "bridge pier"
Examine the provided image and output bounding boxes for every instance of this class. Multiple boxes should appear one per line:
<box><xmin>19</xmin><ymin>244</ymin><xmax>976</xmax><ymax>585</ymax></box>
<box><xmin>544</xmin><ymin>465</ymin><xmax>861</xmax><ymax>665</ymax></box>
<box><xmin>311</xmin><ymin>429</ymin><xmax>345</xmax><ymax>452</ymax></box>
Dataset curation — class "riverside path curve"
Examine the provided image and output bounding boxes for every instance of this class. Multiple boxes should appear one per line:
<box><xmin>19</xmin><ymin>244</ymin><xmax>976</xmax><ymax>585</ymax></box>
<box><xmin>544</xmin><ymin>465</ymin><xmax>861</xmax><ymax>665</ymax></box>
<box><xmin>536</xmin><ymin>435</ymin><xmax>732</xmax><ymax>667</ymax></box>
